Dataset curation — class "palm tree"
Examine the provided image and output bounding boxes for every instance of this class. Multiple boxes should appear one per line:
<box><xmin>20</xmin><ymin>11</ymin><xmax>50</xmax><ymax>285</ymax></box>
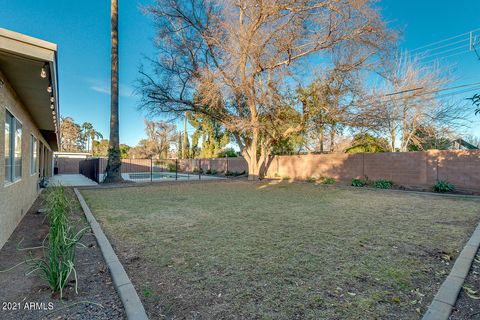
<box><xmin>90</xmin><ymin>130</ymin><xmax>103</xmax><ymax>154</ymax></box>
<box><xmin>82</xmin><ymin>122</ymin><xmax>104</xmax><ymax>154</ymax></box>
<box><xmin>81</xmin><ymin>122</ymin><xmax>93</xmax><ymax>151</ymax></box>
<box><xmin>104</xmin><ymin>0</ymin><xmax>123</xmax><ymax>182</ymax></box>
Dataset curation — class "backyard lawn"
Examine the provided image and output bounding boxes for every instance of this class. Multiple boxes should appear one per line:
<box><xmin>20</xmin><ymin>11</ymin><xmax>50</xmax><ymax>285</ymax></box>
<box><xmin>81</xmin><ymin>181</ymin><xmax>480</xmax><ymax>319</ymax></box>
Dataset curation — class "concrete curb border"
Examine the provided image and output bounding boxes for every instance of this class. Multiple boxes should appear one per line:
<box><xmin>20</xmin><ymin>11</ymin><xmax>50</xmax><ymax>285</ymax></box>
<box><xmin>73</xmin><ymin>188</ymin><xmax>149</xmax><ymax>320</ymax></box>
<box><xmin>422</xmin><ymin>222</ymin><xmax>480</xmax><ymax>320</ymax></box>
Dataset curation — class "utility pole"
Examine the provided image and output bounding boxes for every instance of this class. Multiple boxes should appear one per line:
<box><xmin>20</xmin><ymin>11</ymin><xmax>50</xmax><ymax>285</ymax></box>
<box><xmin>182</xmin><ymin>112</ymin><xmax>187</xmax><ymax>159</ymax></box>
<box><xmin>470</xmin><ymin>31</ymin><xmax>480</xmax><ymax>60</ymax></box>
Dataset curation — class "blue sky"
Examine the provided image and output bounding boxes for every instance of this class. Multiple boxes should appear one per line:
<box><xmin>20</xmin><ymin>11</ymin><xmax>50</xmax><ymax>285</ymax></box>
<box><xmin>1</xmin><ymin>0</ymin><xmax>479</xmax><ymax>146</ymax></box>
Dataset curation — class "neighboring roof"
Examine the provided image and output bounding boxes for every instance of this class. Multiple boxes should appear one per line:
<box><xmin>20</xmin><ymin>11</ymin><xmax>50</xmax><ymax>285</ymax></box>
<box><xmin>451</xmin><ymin>138</ymin><xmax>479</xmax><ymax>150</ymax></box>
<box><xmin>0</xmin><ymin>28</ymin><xmax>60</xmax><ymax>150</ymax></box>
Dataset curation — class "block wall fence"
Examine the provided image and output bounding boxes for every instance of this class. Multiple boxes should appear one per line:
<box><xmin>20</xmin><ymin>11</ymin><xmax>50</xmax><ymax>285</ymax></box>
<box><xmin>264</xmin><ymin>150</ymin><xmax>480</xmax><ymax>192</ymax></box>
<box><xmin>58</xmin><ymin>150</ymin><xmax>480</xmax><ymax>192</ymax></box>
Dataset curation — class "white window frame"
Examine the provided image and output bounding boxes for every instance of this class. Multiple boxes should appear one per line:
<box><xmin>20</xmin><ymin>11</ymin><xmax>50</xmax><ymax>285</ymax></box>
<box><xmin>4</xmin><ymin>108</ymin><xmax>22</xmax><ymax>186</ymax></box>
<box><xmin>30</xmin><ymin>134</ymin><xmax>38</xmax><ymax>175</ymax></box>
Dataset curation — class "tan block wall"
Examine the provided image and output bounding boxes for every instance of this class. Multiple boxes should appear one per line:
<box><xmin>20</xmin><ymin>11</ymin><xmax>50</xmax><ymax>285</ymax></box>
<box><xmin>0</xmin><ymin>70</ymin><xmax>53</xmax><ymax>249</ymax></box>
<box><xmin>179</xmin><ymin>158</ymin><xmax>248</xmax><ymax>174</ymax></box>
<box><xmin>265</xmin><ymin>151</ymin><xmax>480</xmax><ymax>192</ymax></box>
<box><xmin>267</xmin><ymin>153</ymin><xmax>363</xmax><ymax>181</ymax></box>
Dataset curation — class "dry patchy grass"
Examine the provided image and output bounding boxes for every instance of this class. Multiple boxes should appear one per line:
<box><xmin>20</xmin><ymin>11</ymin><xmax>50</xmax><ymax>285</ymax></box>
<box><xmin>81</xmin><ymin>181</ymin><xmax>480</xmax><ymax>319</ymax></box>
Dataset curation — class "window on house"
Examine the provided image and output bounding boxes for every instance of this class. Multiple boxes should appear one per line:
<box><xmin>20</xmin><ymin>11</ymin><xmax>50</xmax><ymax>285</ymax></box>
<box><xmin>31</xmin><ymin>135</ymin><xmax>38</xmax><ymax>174</ymax></box>
<box><xmin>4</xmin><ymin>110</ymin><xmax>22</xmax><ymax>183</ymax></box>
<box><xmin>4</xmin><ymin>112</ymin><xmax>12</xmax><ymax>182</ymax></box>
<box><xmin>14</xmin><ymin>120</ymin><xmax>22</xmax><ymax>179</ymax></box>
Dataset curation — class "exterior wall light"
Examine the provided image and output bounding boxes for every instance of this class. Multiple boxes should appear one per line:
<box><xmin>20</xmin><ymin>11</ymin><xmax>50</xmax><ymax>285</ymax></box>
<box><xmin>50</xmin><ymin>104</ymin><xmax>54</xmax><ymax>110</ymax></box>
<box><xmin>47</xmin><ymin>85</ymin><xmax>52</xmax><ymax>93</ymax></box>
<box><xmin>40</xmin><ymin>67</ymin><xmax>47</xmax><ymax>78</ymax></box>
<box><xmin>50</xmin><ymin>96</ymin><xmax>55</xmax><ymax>103</ymax></box>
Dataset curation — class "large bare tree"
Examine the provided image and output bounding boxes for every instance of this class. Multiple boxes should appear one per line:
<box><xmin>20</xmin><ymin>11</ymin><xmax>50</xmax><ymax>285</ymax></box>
<box><xmin>366</xmin><ymin>54</ymin><xmax>467</xmax><ymax>152</ymax></box>
<box><xmin>104</xmin><ymin>0</ymin><xmax>123</xmax><ymax>182</ymax></box>
<box><xmin>139</xmin><ymin>0</ymin><xmax>391</xmax><ymax>179</ymax></box>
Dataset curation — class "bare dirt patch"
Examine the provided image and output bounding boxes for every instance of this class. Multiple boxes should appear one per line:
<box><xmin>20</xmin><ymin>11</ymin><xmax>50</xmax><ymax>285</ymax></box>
<box><xmin>0</xmin><ymin>189</ymin><xmax>125</xmax><ymax>320</ymax></box>
<box><xmin>450</xmin><ymin>248</ymin><xmax>480</xmax><ymax>320</ymax></box>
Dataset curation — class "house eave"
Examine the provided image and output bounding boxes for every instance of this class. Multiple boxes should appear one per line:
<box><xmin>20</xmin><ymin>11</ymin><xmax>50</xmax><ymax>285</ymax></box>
<box><xmin>0</xmin><ymin>28</ymin><xmax>60</xmax><ymax>150</ymax></box>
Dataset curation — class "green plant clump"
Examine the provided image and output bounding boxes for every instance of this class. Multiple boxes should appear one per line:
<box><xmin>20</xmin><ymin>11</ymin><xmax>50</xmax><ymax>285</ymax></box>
<box><xmin>205</xmin><ymin>169</ymin><xmax>218</xmax><ymax>175</ymax></box>
<box><xmin>28</xmin><ymin>187</ymin><xmax>86</xmax><ymax>299</ymax></box>
<box><xmin>322</xmin><ymin>176</ymin><xmax>336</xmax><ymax>185</ymax></box>
<box><xmin>225</xmin><ymin>171</ymin><xmax>246</xmax><ymax>177</ymax></box>
<box><xmin>351</xmin><ymin>178</ymin><xmax>365</xmax><ymax>187</ymax></box>
<box><xmin>373</xmin><ymin>179</ymin><xmax>394</xmax><ymax>189</ymax></box>
<box><xmin>432</xmin><ymin>180</ymin><xmax>455</xmax><ymax>193</ymax></box>
<box><xmin>306</xmin><ymin>177</ymin><xmax>317</xmax><ymax>183</ymax></box>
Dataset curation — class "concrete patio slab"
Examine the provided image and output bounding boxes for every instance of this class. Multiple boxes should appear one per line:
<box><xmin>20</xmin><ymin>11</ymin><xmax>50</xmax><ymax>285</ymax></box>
<box><xmin>49</xmin><ymin>174</ymin><xmax>98</xmax><ymax>187</ymax></box>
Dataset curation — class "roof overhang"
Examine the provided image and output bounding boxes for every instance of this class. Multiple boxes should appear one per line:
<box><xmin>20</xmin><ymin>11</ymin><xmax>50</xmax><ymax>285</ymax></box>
<box><xmin>0</xmin><ymin>28</ymin><xmax>60</xmax><ymax>150</ymax></box>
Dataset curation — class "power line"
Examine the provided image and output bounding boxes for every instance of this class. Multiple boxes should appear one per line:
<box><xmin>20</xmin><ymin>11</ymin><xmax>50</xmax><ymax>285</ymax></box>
<box><xmin>415</xmin><ymin>38</ymin><xmax>468</xmax><ymax>54</ymax></box>
<box><xmin>421</xmin><ymin>49</ymin><xmax>472</xmax><ymax>64</ymax></box>
<box><xmin>401</xmin><ymin>28</ymin><xmax>480</xmax><ymax>63</ymax></box>
<box><xmin>410</xmin><ymin>28</ymin><xmax>480</xmax><ymax>53</ymax></box>
<box><xmin>377</xmin><ymin>81</ymin><xmax>480</xmax><ymax>103</ymax></box>
<box><xmin>385</xmin><ymin>87</ymin><xmax>424</xmax><ymax>96</ymax></box>
<box><xmin>361</xmin><ymin>83</ymin><xmax>480</xmax><ymax>110</ymax></box>
<box><xmin>416</xmin><ymin>44</ymin><xmax>470</xmax><ymax>61</ymax></box>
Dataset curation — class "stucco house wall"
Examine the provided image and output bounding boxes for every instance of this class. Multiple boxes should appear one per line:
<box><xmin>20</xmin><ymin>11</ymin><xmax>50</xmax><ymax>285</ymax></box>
<box><xmin>0</xmin><ymin>70</ymin><xmax>53</xmax><ymax>249</ymax></box>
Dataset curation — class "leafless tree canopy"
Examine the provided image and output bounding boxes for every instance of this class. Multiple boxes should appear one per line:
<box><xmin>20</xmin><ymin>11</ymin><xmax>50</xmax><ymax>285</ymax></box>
<box><xmin>129</xmin><ymin>120</ymin><xmax>179</xmax><ymax>159</ymax></box>
<box><xmin>363</xmin><ymin>54</ymin><xmax>468</xmax><ymax>152</ymax></box>
<box><xmin>139</xmin><ymin>0</ymin><xmax>392</xmax><ymax>178</ymax></box>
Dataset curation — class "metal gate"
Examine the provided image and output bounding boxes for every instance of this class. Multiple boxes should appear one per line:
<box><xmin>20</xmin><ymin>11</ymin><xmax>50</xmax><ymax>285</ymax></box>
<box><xmin>79</xmin><ymin>158</ymin><xmax>100</xmax><ymax>183</ymax></box>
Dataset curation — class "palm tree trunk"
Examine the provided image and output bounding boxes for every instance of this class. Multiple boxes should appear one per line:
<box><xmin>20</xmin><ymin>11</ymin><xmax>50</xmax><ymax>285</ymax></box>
<box><xmin>104</xmin><ymin>0</ymin><xmax>123</xmax><ymax>183</ymax></box>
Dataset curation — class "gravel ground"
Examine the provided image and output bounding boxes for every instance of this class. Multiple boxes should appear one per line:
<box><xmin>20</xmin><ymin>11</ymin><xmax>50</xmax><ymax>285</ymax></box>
<box><xmin>0</xmin><ymin>188</ymin><xmax>125</xmax><ymax>320</ymax></box>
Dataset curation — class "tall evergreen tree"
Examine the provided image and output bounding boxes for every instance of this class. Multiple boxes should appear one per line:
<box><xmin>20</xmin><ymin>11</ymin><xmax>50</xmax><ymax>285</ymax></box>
<box><xmin>104</xmin><ymin>0</ymin><xmax>123</xmax><ymax>182</ymax></box>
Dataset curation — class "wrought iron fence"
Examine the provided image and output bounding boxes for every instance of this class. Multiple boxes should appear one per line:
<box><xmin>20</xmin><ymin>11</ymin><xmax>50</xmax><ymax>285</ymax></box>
<box><xmin>79</xmin><ymin>158</ymin><xmax>247</xmax><ymax>183</ymax></box>
<box><xmin>78</xmin><ymin>157</ymin><xmax>247</xmax><ymax>183</ymax></box>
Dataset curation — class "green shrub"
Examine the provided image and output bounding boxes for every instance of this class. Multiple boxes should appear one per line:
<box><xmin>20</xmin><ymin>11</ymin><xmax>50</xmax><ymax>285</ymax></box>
<box><xmin>306</xmin><ymin>177</ymin><xmax>317</xmax><ymax>183</ymax></box>
<box><xmin>205</xmin><ymin>169</ymin><xmax>218</xmax><ymax>175</ymax></box>
<box><xmin>433</xmin><ymin>180</ymin><xmax>455</xmax><ymax>193</ymax></box>
<box><xmin>167</xmin><ymin>162</ymin><xmax>177</xmax><ymax>172</ymax></box>
<box><xmin>322</xmin><ymin>176</ymin><xmax>336</xmax><ymax>185</ymax></box>
<box><xmin>154</xmin><ymin>160</ymin><xmax>177</xmax><ymax>172</ymax></box>
<box><xmin>351</xmin><ymin>178</ymin><xmax>365</xmax><ymax>187</ymax></box>
<box><xmin>27</xmin><ymin>187</ymin><xmax>86</xmax><ymax>299</ymax></box>
<box><xmin>281</xmin><ymin>176</ymin><xmax>291</xmax><ymax>181</ymax></box>
<box><xmin>225</xmin><ymin>171</ymin><xmax>245</xmax><ymax>177</ymax></box>
<box><xmin>373</xmin><ymin>179</ymin><xmax>393</xmax><ymax>189</ymax></box>
<box><xmin>218</xmin><ymin>148</ymin><xmax>238</xmax><ymax>158</ymax></box>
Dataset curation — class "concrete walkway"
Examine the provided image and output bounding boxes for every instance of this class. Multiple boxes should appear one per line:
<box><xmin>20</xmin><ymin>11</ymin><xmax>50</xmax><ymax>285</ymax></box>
<box><xmin>49</xmin><ymin>174</ymin><xmax>98</xmax><ymax>187</ymax></box>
